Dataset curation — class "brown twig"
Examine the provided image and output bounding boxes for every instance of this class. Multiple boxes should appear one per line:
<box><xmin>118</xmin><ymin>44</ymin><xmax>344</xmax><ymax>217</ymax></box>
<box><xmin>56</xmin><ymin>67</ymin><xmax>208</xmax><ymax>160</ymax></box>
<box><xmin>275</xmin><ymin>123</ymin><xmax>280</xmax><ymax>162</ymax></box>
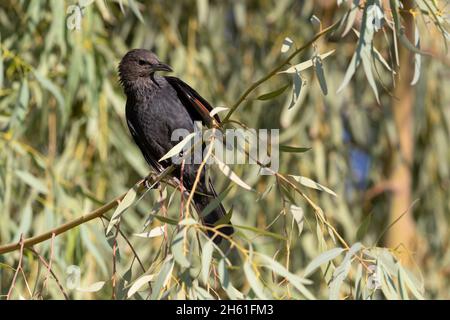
<box><xmin>27</xmin><ymin>247</ymin><xmax>69</xmax><ymax>300</ymax></box>
<box><xmin>0</xmin><ymin>190</ymin><xmax>134</xmax><ymax>255</ymax></box>
<box><xmin>100</xmin><ymin>216</ymin><xmax>146</xmax><ymax>273</ymax></box>
<box><xmin>0</xmin><ymin>168</ymin><xmax>175</xmax><ymax>255</ymax></box>
<box><xmin>111</xmin><ymin>220</ymin><xmax>121</xmax><ymax>300</ymax></box>
<box><xmin>41</xmin><ymin>232</ymin><xmax>55</xmax><ymax>295</ymax></box>
<box><xmin>6</xmin><ymin>235</ymin><xmax>25</xmax><ymax>299</ymax></box>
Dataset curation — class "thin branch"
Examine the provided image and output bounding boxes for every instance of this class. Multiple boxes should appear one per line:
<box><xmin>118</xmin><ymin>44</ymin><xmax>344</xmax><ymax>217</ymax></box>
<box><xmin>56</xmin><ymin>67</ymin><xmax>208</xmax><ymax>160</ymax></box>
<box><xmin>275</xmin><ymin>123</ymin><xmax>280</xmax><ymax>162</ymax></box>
<box><xmin>27</xmin><ymin>247</ymin><xmax>69</xmax><ymax>300</ymax></box>
<box><xmin>6</xmin><ymin>235</ymin><xmax>25</xmax><ymax>299</ymax></box>
<box><xmin>0</xmin><ymin>191</ymin><xmax>130</xmax><ymax>255</ymax></box>
<box><xmin>100</xmin><ymin>216</ymin><xmax>146</xmax><ymax>273</ymax></box>
<box><xmin>111</xmin><ymin>220</ymin><xmax>121</xmax><ymax>300</ymax></box>
<box><xmin>222</xmin><ymin>19</ymin><xmax>341</xmax><ymax>123</ymax></box>
<box><xmin>0</xmin><ymin>168</ymin><xmax>173</xmax><ymax>255</ymax></box>
<box><xmin>41</xmin><ymin>232</ymin><xmax>55</xmax><ymax>295</ymax></box>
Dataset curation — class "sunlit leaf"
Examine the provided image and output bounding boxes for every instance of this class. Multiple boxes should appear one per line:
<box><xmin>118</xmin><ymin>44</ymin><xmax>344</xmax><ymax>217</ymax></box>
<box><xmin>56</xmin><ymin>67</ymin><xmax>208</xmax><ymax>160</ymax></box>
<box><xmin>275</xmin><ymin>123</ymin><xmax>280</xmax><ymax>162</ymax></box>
<box><xmin>159</xmin><ymin>132</ymin><xmax>197</xmax><ymax>162</ymax></box>
<box><xmin>289</xmin><ymin>175</ymin><xmax>337</xmax><ymax>197</ymax></box>
<box><xmin>259</xmin><ymin>254</ymin><xmax>315</xmax><ymax>299</ymax></box>
<box><xmin>150</xmin><ymin>255</ymin><xmax>174</xmax><ymax>300</ymax></box>
<box><xmin>201</xmin><ymin>240</ymin><xmax>214</xmax><ymax>284</ymax></box>
<box><xmin>214</xmin><ymin>155</ymin><xmax>252</xmax><ymax>191</ymax></box>
<box><xmin>76</xmin><ymin>281</ymin><xmax>105</xmax><ymax>293</ymax></box>
<box><xmin>106</xmin><ymin>183</ymin><xmax>139</xmax><ymax>234</ymax></box>
<box><xmin>127</xmin><ymin>274</ymin><xmax>154</xmax><ymax>298</ymax></box>
<box><xmin>342</xmin><ymin>0</ymin><xmax>360</xmax><ymax>37</ymax></box>
<box><xmin>133</xmin><ymin>225</ymin><xmax>165</xmax><ymax>238</ymax></box>
<box><xmin>209</xmin><ymin>106</ymin><xmax>229</xmax><ymax>117</ymax></box>
<box><xmin>218</xmin><ymin>259</ymin><xmax>244</xmax><ymax>299</ymax></box>
<box><xmin>411</xmin><ymin>25</ymin><xmax>421</xmax><ymax>85</ymax></box>
<box><xmin>328</xmin><ymin>242</ymin><xmax>362</xmax><ymax>299</ymax></box>
<box><xmin>280</xmin><ymin>50</ymin><xmax>335</xmax><ymax>74</ymax></box>
<box><xmin>171</xmin><ymin>230</ymin><xmax>190</xmax><ymax>268</ymax></box>
<box><xmin>281</xmin><ymin>37</ymin><xmax>294</xmax><ymax>53</ymax></box>
<box><xmin>288</xmin><ymin>68</ymin><xmax>303</xmax><ymax>109</ymax></box>
<box><xmin>289</xmin><ymin>204</ymin><xmax>304</xmax><ymax>236</ymax></box>
<box><xmin>244</xmin><ymin>260</ymin><xmax>268</xmax><ymax>299</ymax></box>
<box><xmin>304</xmin><ymin>247</ymin><xmax>345</xmax><ymax>277</ymax></box>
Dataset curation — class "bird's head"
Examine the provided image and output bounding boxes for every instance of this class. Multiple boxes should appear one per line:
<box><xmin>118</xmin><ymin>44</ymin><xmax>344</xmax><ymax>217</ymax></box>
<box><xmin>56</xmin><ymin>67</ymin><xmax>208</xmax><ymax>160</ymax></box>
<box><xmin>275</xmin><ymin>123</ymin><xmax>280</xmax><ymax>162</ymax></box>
<box><xmin>118</xmin><ymin>49</ymin><xmax>172</xmax><ymax>86</ymax></box>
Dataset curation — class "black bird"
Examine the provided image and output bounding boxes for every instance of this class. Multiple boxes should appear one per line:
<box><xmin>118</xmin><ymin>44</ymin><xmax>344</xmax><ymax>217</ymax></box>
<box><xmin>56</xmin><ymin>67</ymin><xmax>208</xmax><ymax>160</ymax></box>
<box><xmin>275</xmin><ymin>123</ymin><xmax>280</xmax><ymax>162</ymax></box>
<box><xmin>118</xmin><ymin>49</ymin><xmax>233</xmax><ymax>243</ymax></box>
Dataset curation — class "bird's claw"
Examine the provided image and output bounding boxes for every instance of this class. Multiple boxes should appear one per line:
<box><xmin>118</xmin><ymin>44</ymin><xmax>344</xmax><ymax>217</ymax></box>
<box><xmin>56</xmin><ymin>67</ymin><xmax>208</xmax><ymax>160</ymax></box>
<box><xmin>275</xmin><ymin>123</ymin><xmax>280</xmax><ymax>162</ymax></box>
<box><xmin>144</xmin><ymin>175</ymin><xmax>160</xmax><ymax>190</ymax></box>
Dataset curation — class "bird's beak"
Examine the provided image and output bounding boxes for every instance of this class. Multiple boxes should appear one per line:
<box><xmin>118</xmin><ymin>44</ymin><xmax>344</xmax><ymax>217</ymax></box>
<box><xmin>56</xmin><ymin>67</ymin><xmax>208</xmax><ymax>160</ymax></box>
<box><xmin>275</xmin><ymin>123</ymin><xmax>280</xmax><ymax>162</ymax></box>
<box><xmin>153</xmin><ymin>62</ymin><xmax>173</xmax><ymax>72</ymax></box>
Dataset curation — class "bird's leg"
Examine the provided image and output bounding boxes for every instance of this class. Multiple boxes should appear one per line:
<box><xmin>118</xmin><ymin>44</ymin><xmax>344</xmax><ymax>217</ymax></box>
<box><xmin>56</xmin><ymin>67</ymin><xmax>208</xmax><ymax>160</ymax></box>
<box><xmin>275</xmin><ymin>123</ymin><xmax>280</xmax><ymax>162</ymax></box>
<box><xmin>143</xmin><ymin>172</ymin><xmax>160</xmax><ymax>190</ymax></box>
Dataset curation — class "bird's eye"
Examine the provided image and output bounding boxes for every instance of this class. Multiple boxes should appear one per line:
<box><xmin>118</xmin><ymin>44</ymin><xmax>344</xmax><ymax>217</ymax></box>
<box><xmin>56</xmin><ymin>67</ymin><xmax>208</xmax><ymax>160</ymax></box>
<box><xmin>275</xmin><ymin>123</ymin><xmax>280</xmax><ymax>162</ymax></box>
<box><xmin>138</xmin><ymin>59</ymin><xmax>147</xmax><ymax>66</ymax></box>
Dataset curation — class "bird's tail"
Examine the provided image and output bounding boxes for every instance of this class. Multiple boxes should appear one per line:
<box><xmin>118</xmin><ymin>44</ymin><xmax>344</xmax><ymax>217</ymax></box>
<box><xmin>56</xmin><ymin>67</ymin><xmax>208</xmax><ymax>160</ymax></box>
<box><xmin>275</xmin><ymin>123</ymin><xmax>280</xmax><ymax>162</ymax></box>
<box><xmin>193</xmin><ymin>183</ymin><xmax>234</xmax><ymax>244</ymax></box>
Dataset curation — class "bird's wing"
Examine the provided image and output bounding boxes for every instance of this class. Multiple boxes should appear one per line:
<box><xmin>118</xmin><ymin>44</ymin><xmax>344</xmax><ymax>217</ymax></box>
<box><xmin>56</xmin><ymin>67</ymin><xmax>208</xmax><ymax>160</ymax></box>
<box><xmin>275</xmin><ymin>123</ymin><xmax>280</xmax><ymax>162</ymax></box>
<box><xmin>164</xmin><ymin>76</ymin><xmax>221</xmax><ymax>126</ymax></box>
<box><xmin>126</xmin><ymin>103</ymin><xmax>166</xmax><ymax>173</ymax></box>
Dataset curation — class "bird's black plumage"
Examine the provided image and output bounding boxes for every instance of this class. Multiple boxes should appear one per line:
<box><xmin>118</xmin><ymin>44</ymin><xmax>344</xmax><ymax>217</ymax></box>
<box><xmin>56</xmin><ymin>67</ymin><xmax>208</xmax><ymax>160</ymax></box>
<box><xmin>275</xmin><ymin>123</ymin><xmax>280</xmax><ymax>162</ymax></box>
<box><xmin>119</xmin><ymin>49</ymin><xmax>233</xmax><ymax>243</ymax></box>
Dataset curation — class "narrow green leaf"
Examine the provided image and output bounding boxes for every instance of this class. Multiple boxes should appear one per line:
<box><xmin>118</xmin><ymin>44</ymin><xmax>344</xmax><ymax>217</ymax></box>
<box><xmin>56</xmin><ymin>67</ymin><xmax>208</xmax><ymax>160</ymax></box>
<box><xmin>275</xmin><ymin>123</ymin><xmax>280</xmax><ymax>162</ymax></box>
<box><xmin>256</xmin><ymin>84</ymin><xmax>289</xmax><ymax>100</ymax></box>
<box><xmin>329</xmin><ymin>258</ymin><xmax>351</xmax><ymax>299</ymax></box>
<box><xmin>201</xmin><ymin>240</ymin><xmax>214</xmax><ymax>284</ymax></box>
<box><xmin>356</xmin><ymin>212</ymin><xmax>372</xmax><ymax>241</ymax></box>
<box><xmin>15</xmin><ymin>170</ymin><xmax>48</xmax><ymax>194</ymax></box>
<box><xmin>304</xmin><ymin>247</ymin><xmax>345</xmax><ymax>277</ymax></box>
<box><xmin>178</xmin><ymin>218</ymin><xmax>198</xmax><ymax>226</ymax></box>
<box><xmin>397</xmin><ymin>265</ymin><xmax>409</xmax><ymax>300</ymax></box>
<box><xmin>214</xmin><ymin>155</ymin><xmax>252</xmax><ymax>191</ymax></box>
<box><xmin>259</xmin><ymin>254</ymin><xmax>315</xmax><ymax>299</ymax></box>
<box><xmin>281</xmin><ymin>37</ymin><xmax>294</xmax><ymax>53</ymax></box>
<box><xmin>127</xmin><ymin>274</ymin><xmax>154</xmax><ymax>298</ymax></box>
<box><xmin>411</xmin><ymin>25</ymin><xmax>421</xmax><ymax>85</ymax></box>
<box><xmin>33</xmin><ymin>70</ymin><xmax>65</xmax><ymax>110</ymax></box>
<box><xmin>214</xmin><ymin>207</ymin><xmax>233</xmax><ymax>227</ymax></box>
<box><xmin>361</xmin><ymin>49</ymin><xmax>379</xmax><ymax>103</ymax></box>
<box><xmin>288</xmin><ymin>68</ymin><xmax>303</xmax><ymax>109</ymax></box>
<box><xmin>336</xmin><ymin>51</ymin><xmax>359</xmax><ymax>93</ymax></box>
<box><xmin>14</xmin><ymin>200</ymin><xmax>33</xmax><ymax>242</ymax></box>
<box><xmin>153</xmin><ymin>214</ymin><xmax>179</xmax><ymax>225</ymax></box>
<box><xmin>218</xmin><ymin>259</ymin><xmax>243</xmax><ymax>299</ymax></box>
<box><xmin>328</xmin><ymin>242</ymin><xmax>362</xmax><ymax>299</ymax></box>
<box><xmin>342</xmin><ymin>0</ymin><xmax>360</xmax><ymax>37</ymax></box>
<box><xmin>76</xmin><ymin>281</ymin><xmax>105</xmax><ymax>293</ymax></box>
<box><xmin>150</xmin><ymin>256</ymin><xmax>174</xmax><ymax>300</ymax></box>
<box><xmin>196</xmin><ymin>0</ymin><xmax>209</xmax><ymax>26</ymax></box>
<box><xmin>200</xmin><ymin>186</ymin><xmax>233</xmax><ymax>218</ymax></box>
<box><xmin>159</xmin><ymin>132</ymin><xmax>197</xmax><ymax>162</ymax></box>
<box><xmin>289</xmin><ymin>204</ymin><xmax>304</xmax><ymax>236</ymax></box>
<box><xmin>313</xmin><ymin>55</ymin><xmax>328</xmax><ymax>95</ymax></box>
<box><xmin>244</xmin><ymin>261</ymin><xmax>268</xmax><ymax>299</ymax></box>
<box><xmin>279</xmin><ymin>146</ymin><xmax>311</xmax><ymax>153</ymax></box>
<box><xmin>171</xmin><ymin>230</ymin><xmax>190</xmax><ymax>268</ymax></box>
<box><xmin>133</xmin><ymin>225</ymin><xmax>165</xmax><ymax>238</ymax></box>
<box><xmin>128</xmin><ymin>0</ymin><xmax>144</xmax><ymax>22</ymax></box>
<box><xmin>106</xmin><ymin>183</ymin><xmax>138</xmax><ymax>234</ymax></box>
<box><xmin>289</xmin><ymin>175</ymin><xmax>337</xmax><ymax>197</ymax></box>
<box><xmin>209</xmin><ymin>106</ymin><xmax>229</xmax><ymax>117</ymax></box>
<box><xmin>234</xmin><ymin>224</ymin><xmax>286</xmax><ymax>241</ymax></box>
<box><xmin>280</xmin><ymin>50</ymin><xmax>335</xmax><ymax>73</ymax></box>
<box><xmin>400</xmin><ymin>266</ymin><xmax>425</xmax><ymax>300</ymax></box>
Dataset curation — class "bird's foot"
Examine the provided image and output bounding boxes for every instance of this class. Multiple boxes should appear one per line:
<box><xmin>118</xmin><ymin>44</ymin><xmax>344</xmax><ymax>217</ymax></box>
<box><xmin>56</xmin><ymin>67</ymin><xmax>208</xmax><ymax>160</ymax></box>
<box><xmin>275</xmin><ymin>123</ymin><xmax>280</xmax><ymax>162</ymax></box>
<box><xmin>144</xmin><ymin>174</ymin><xmax>160</xmax><ymax>190</ymax></box>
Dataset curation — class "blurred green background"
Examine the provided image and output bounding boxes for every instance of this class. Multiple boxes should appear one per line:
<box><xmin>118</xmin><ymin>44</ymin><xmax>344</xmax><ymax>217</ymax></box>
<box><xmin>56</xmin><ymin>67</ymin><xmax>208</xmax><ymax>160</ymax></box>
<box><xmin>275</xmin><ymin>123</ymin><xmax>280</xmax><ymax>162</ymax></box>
<box><xmin>0</xmin><ymin>0</ymin><xmax>449</xmax><ymax>299</ymax></box>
